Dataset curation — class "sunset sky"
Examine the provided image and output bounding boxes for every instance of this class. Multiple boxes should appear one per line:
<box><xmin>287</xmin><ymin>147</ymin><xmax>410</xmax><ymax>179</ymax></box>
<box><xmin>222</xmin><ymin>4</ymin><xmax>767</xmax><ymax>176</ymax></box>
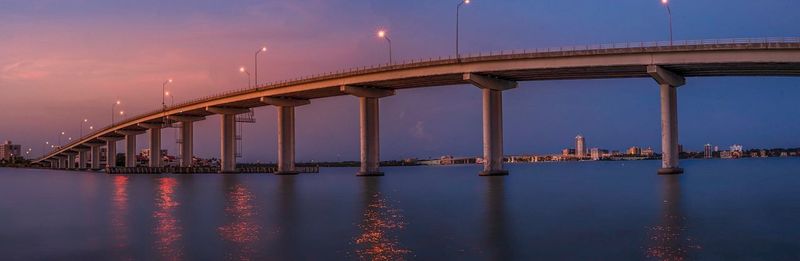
<box><xmin>2</xmin><ymin>0</ymin><xmax>799</xmax><ymax>162</ymax></box>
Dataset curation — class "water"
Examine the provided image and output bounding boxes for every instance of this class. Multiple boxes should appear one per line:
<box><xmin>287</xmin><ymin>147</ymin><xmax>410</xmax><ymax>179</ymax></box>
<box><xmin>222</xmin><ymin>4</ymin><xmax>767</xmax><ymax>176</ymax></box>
<box><xmin>1</xmin><ymin>158</ymin><xmax>799</xmax><ymax>260</ymax></box>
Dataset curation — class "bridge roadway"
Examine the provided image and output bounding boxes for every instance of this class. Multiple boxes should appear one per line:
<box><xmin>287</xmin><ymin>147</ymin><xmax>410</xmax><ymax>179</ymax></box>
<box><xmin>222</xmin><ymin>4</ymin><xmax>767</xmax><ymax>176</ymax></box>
<box><xmin>36</xmin><ymin>38</ymin><xmax>800</xmax><ymax>175</ymax></box>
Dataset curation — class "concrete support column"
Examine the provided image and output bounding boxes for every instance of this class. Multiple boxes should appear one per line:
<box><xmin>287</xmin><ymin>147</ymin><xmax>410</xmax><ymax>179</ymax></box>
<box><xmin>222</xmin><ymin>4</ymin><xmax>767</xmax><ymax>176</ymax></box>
<box><xmin>91</xmin><ymin>145</ymin><xmax>101</xmax><ymax>170</ymax></box>
<box><xmin>480</xmin><ymin>88</ymin><xmax>507</xmax><ymax>176</ymax></box>
<box><xmin>147</xmin><ymin>127</ymin><xmax>162</xmax><ymax>167</ymax></box>
<box><xmin>180</xmin><ymin>121</ymin><xmax>194</xmax><ymax>167</ymax></box>
<box><xmin>125</xmin><ymin>134</ymin><xmax>137</xmax><ymax>167</ymax></box>
<box><xmin>648</xmin><ymin>65</ymin><xmax>685</xmax><ymax>175</ymax></box>
<box><xmin>78</xmin><ymin>150</ymin><xmax>88</xmax><ymax>169</ymax></box>
<box><xmin>206</xmin><ymin>107</ymin><xmax>250</xmax><ymax>174</ymax></box>
<box><xmin>221</xmin><ymin>114</ymin><xmax>237</xmax><ymax>173</ymax></box>
<box><xmin>106</xmin><ymin>141</ymin><xmax>117</xmax><ymax>168</ymax></box>
<box><xmin>464</xmin><ymin>73</ymin><xmax>518</xmax><ymax>176</ymax></box>
<box><xmin>261</xmin><ymin>97</ymin><xmax>311</xmax><ymax>175</ymax></box>
<box><xmin>67</xmin><ymin>154</ymin><xmax>76</xmax><ymax>170</ymax></box>
<box><xmin>277</xmin><ymin>106</ymin><xmax>298</xmax><ymax>175</ymax></box>
<box><xmin>658</xmin><ymin>84</ymin><xmax>682</xmax><ymax>174</ymax></box>
<box><xmin>359</xmin><ymin>97</ymin><xmax>382</xmax><ymax>176</ymax></box>
<box><xmin>167</xmin><ymin>115</ymin><xmax>205</xmax><ymax>168</ymax></box>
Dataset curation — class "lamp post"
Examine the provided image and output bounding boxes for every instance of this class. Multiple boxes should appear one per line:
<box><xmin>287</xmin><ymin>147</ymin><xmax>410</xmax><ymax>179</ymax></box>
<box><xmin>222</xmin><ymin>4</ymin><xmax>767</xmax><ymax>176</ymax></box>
<box><xmin>377</xmin><ymin>30</ymin><xmax>393</xmax><ymax>64</ymax></box>
<box><xmin>661</xmin><ymin>0</ymin><xmax>673</xmax><ymax>46</ymax></box>
<box><xmin>162</xmin><ymin>79</ymin><xmax>173</xmax><ymax>110</ymax></box>
<box><xmin>112</xmin><ymin>100</ymin><xmax>121</xmax><ymax>126</ymax></box>
<box><xmin>59</xmin><ymin>131</ymin><xmax>65</xmax><ymax>147</ymax></box>
<box><xmin>43</xmin><ymin>141</ymin><xmax>49</xmax><ymax>156</ymax></box>
<box><xmin>255</xmin><ymin>46</ymin><xmax>267</xmax><ymax>86</ymax></box>
<box><xmin>80</xmin><ymin>118</ymin><xmax>88</xmax><ymax>138</ymax></box>
<box><xmin>456</xmin><ymin>0</ymin><xmax>471</xmax><ymax>59</ymax></box>
<box><xmin>239</xmin><ymin>67</ymin><xmax>251</xmax><ymax>88</ymax></box>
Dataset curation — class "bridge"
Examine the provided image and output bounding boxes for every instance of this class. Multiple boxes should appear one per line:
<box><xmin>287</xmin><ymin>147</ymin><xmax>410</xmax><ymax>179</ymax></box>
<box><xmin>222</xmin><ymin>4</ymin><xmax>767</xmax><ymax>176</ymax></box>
<box><xmin>35</xmin><ymin>37</ymin><xmax>800</xmax><ymax>176</ymax></box>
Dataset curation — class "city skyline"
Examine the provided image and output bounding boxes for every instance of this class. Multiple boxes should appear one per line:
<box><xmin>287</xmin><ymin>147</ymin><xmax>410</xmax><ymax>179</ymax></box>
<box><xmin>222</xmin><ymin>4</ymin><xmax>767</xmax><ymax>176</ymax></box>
<box><xmin>2</xmin><ymin>0</ymin><xmax>800</xmax><ymax>163</ymax></box>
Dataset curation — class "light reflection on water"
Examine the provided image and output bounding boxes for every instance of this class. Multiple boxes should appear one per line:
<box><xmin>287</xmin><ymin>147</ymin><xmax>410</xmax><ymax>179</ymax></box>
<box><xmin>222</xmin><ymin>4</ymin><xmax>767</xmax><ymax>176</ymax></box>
<box><xmin>645</xmin><ymin>175</ymin><xmax>702</xmax><ymax>260</ymax></box>
<box><xmin>111</xmin><ymin>175</ymin><xmax>131</xmax><ymax>260</ymax></box>
<box><xmin>218</xmin><ymin>176</ymin><xmax>262</xmax><ymax>260</ymax></box>
<box><xmin>154</xmin><ymin>177</ymin><xmax>183</xmax><ymax>261</ymax></box>
<box><xmin>354</xmin><ymin>178</ymin><xmax>411</xmax><ymax>261</ymax></box>
<box><xmin>3</xmin><ymin>160</ymin><xmax>800</xmax><ymax>260</ymax></box>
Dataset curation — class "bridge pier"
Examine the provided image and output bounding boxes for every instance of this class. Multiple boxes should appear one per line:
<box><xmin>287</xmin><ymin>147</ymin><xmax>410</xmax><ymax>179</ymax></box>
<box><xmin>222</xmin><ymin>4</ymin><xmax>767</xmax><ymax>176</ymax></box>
<box><xmin>168</xmin><ymin>116</ymin><xmax>205</xmax><ymax>168</ymax></box>
<box><xmin>99</xmin><ymin>137</ymin><xmax>123</xmax><ymax>168</ymax></box>
<box><xmin>139</xmin><ymin>123</ymin><xmax>164</xmax><ymax>168</ymax></box>
<box><xmin>90</xmin><ymin>144</ymin><xmax>101</xmax><ymax>170</ymax></box>
<box><xmin>464</xmin><ymin>73</ymin><xmax>518</xmax><ymax>176</ymax></box>
<box><xmin>341</xmin><ymin>86</ymin><xmax>395</xmax><ymax>176</ymax></box>
<box><xmin>66</xmin><ymin>153</ymin><xmax>76</xmax><ymax>170</ymax></box>
<box><xmin>207</xmin><ymin>107</ymin><xmax>251</xmax><ymax>173</ymax></box>
<box><xmin>118</xmin><ymin>130</ymin><xmax>145</xmax><ymax>168</ymax></box>
<box><xmin>648</xmin><ymin>65</ymin><xmax>685</xmax><ymax>175</ymax></box>
<box><xmin>261</xmin><ymin>97</ymin><xmax>311</xmax><ymax>175</ymax></box>
<box><xmin>78</xmin><ymin>150</ymin><xmax>88</xmax><ymax>169</ymax></box>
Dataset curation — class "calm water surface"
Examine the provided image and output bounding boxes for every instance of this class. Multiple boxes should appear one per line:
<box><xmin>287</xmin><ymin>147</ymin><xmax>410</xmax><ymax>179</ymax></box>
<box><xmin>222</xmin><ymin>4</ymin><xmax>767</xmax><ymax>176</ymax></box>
<box><xmin>1</xmin><ymin>158</ymin><xmax>799</xmax><ymax>260</ymax></box>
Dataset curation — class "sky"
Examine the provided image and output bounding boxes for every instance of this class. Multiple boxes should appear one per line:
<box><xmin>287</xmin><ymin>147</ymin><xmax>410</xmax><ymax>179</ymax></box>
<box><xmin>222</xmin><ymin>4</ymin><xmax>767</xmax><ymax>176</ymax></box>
<box><xmin>1</xmin><ymin>0</ymin><xmax>799</xmax><ymax>162</ymax></box>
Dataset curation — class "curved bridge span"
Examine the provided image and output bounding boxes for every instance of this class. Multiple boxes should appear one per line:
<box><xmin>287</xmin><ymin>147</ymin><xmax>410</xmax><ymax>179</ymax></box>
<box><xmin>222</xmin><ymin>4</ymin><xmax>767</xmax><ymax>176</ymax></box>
<box><xmin>38</xmin><ymin>38</ymin><xmax>800</xmax><ymax>175</ymax></box>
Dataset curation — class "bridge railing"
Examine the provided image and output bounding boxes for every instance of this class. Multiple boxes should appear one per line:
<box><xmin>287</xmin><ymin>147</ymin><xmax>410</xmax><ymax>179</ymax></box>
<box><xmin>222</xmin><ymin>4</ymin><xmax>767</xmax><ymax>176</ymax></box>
<box><xmin>37</xmin><ymin>36</ymin><xmax>800</xmax><ymax>161</ymax></box>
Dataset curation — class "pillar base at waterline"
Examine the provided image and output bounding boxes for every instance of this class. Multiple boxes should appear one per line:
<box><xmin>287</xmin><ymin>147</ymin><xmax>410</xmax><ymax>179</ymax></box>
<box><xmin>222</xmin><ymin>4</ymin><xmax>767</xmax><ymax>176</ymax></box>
<box><xmin>218</xmin><ymin>169</ymin><xmax>241</xmax><ymax>174</ymax></box>
<box><xmin>356</xmin><ymin>171</ymin><xmax>384</xmax><ymax>177</ymax></box>
<box><xmin>479</xmin><ymin>169</ymin><xmax>509</xmax><ymax>176</ymax></box>
<box><xmin>274</xmin><ymin>171</ymin><xmax>300</xmax><ymax>176</ymax></box>
<box><xmin>657</xmin><ymin>167</ymin><xmax>684</xmax><ymax>175</ymax></box>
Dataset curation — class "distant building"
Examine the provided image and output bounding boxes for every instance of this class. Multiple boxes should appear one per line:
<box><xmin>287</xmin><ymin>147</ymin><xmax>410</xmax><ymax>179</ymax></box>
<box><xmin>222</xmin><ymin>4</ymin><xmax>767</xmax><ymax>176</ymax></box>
<box><xmin>590</xmin><ymin>148</ymin><xmax>600</xmax><ymax>160</ymax></box>
<box><xmin>704</xmin><ymin>144</ymin><xmax>713</xmax><ymax>159</ymax></box>
<box><xmin>562</xmin><ymin>148</ymin><xmax>575</xmax><ymax>156</ymax></box>
<box><xmin>575</xmin><ymin>135</ymin><xmax>586</xmax><ymax>158</ymax></box>
<box><xmin>0</xmin><ymin>141</ymin><xmax>22</xmax><ymax>160</ymax></box>
<box><xmin>760</xmin><ymin>150</ymin><xmax>768</xmax><ymax>158</ymax></box>
<box><xmin>730</xmin><ymin>144</ymin><xmax>744</xmax><ymax>158</ymax></box>
<box><xmin>642</xmin><ymin>147</ymin><xmax>655</xmax><ymax>157</ymax></box>
<box><xmin>721</xmin><ymin>151</ymin><xmax>733</xmax><ymax>159</ymax></box>
<box><xmin>627</xmin><ymin>146</ymin><xmax>641</xmax><ymax>156</ymax></box>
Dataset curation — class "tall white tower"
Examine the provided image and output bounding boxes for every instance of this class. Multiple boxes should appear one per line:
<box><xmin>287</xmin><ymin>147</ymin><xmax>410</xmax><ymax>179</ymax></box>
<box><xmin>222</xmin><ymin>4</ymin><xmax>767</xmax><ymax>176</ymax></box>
<box><xmin>575</xmin><ymin>135</ymin><xmax>586</xmax><ymax>158</ymax></box>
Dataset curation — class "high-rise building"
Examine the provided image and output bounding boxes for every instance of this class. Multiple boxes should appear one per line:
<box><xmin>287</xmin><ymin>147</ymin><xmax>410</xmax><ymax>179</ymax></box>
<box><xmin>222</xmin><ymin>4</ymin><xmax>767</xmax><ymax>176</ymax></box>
<box><xmin>704</xmin><ymin>144</ymin><xmax>712</xmax><ymax>159</ymax></box>
<box><xmin>575</xmin><ymin>135</ymin><xmax>586</xmax><ymax>158</ymax></box>
<box><xmin>0</xmin><ymin>141</ymin><xmax>22</xmax><ymax>160</ymax></box>
<box><xmin>627</xmin><ymin>146</ymin><xmax>641</xmax><ymax>156</ymax></box>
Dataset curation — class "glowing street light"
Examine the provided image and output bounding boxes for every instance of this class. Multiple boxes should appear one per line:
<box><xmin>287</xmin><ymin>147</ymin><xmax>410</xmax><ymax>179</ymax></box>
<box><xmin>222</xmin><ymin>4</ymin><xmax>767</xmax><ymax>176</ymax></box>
<box><xmin>255</xmin><ymin>46</ymin><xmax>267</xmax><ymax>87</ymax></box>
<box><xmin>162</xmin><ymin>79</ymin><xmax>173</xmax><ymax>110</ymax></box>
<box><xmin>456</xmin><ymin>0</ymin><xmax>471</xmax><ymax>59</ymax></box>
<box><xmin>80</xmin><ymin>118</ymin><xmax>89</xmax><ymax>138</ymax></box>
<box><xmin>661</xmin><ymin>0</ymin><xmax>673</xmax><ymax>45</ymax></box>
<box><xmin>112</xmin><ymin>100</ymin><xmax>121</xmax><ymax>125</ymax></box>
<box><xmin>59</xmin><ymin>131</ymin><xmax>65</xmax><ymax>147</ymax></box>
<box><xmin>239</xmin><ymin>67</ymin><xmax>251</xmax><ymax>88</ymax></box>
<box><xmin>377</xmin><ymin>30</ymin><xmax>393</xmax><ymax>64</ymax></box>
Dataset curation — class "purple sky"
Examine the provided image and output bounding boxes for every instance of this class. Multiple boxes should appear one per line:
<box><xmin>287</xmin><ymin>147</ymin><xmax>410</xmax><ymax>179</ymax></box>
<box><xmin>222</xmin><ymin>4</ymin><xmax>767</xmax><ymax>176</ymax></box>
<box><xmin>1</xmin><ymin>0</ymin><xmax>799</xmax><ymax>162</ymax></box>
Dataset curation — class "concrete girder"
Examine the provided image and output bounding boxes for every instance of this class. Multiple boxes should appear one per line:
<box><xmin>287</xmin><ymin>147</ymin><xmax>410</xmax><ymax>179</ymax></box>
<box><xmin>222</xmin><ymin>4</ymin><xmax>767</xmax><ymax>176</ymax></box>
<box><xmin>116</xmin><ymin>130</ymin><xmax>146</xmax><ymax>136</ymax></box>
<box><xmin>340</xmin><ymin>85</ymin><xmax>395</xmax><ymax>98</ymax></box>
<box><xmin>206</xmin><ymin>106</ymin><xmax>251</xmax><ymax>115</ymax></box>
<box><xmin>648</xmin><ymin>65</ymin><xmax>686</xmax><ymax>87</ymax></box>
<box><xmin>260</xmin><ymin>97</ymin><xmax>311</xmax><ymax>107</ymax></box>
<box><xmin>463</xmin><ymin>73</ymin><xmax>518</xmax><ymax>91</ymax></box>
<box><xmin>167</xmin><ymin>115</ymin><xmax>206</xmax><ymax>122</ymax></box>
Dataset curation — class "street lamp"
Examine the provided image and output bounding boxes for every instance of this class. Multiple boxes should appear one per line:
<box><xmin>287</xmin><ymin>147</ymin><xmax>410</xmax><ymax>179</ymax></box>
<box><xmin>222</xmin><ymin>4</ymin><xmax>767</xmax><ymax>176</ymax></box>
<box><xmin>456</xmin><ymin>0</ymin><xmax>471</xmax><ymax>59</ymax></box>
<box><xmin>239</xmin><ymin>67</ymin><xmax>251</xmax><ymax>88</ymax></box>
<box><xmin>162</xmin><ymin>79</ymin><xmax>173</xmax><ymax>110</ymax></box>
<box><xmin>255</xmin><ymin>46</ymin><xmax>267</xmax><ymax>87</ymax></box>
<box><xmin>377</xmin><ymin>30</ymin><xmax>393</xmax><ymax>64</ymax></box>
<box><xmin>80</xmin><ymin>118</ymin><xmax>88</xmax><ymax>138</ymax></box>
<box><xmin>59</xmin><ymin>131</ymin><xmax>65</xmax><ymax>147</ymax></box>
<box><xmin>112</xmin><ymin>100</ymin><xmax>121</xmax><ymax>125</ymax></box>
<box><xmin>661</xmin><ymin>0</ymin><xmax>673</xmax><ymax>46</ymax></box>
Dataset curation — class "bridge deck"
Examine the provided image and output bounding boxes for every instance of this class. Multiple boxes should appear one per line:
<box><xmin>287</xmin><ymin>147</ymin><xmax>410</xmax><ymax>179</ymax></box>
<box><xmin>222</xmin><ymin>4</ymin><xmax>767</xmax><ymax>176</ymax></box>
<box><xmin>37</xmin><ymin>38</ymin><xmax>800</xmax><ymax>162</ymax></box>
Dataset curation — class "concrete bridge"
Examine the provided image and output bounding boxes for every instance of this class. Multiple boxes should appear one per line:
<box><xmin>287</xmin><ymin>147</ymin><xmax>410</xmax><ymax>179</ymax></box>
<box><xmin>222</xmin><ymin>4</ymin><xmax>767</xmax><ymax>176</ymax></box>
<box><xmin>35</xmin><ymin>37</ymin><xmax>800</xmax><ymax>176</ymax></box>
